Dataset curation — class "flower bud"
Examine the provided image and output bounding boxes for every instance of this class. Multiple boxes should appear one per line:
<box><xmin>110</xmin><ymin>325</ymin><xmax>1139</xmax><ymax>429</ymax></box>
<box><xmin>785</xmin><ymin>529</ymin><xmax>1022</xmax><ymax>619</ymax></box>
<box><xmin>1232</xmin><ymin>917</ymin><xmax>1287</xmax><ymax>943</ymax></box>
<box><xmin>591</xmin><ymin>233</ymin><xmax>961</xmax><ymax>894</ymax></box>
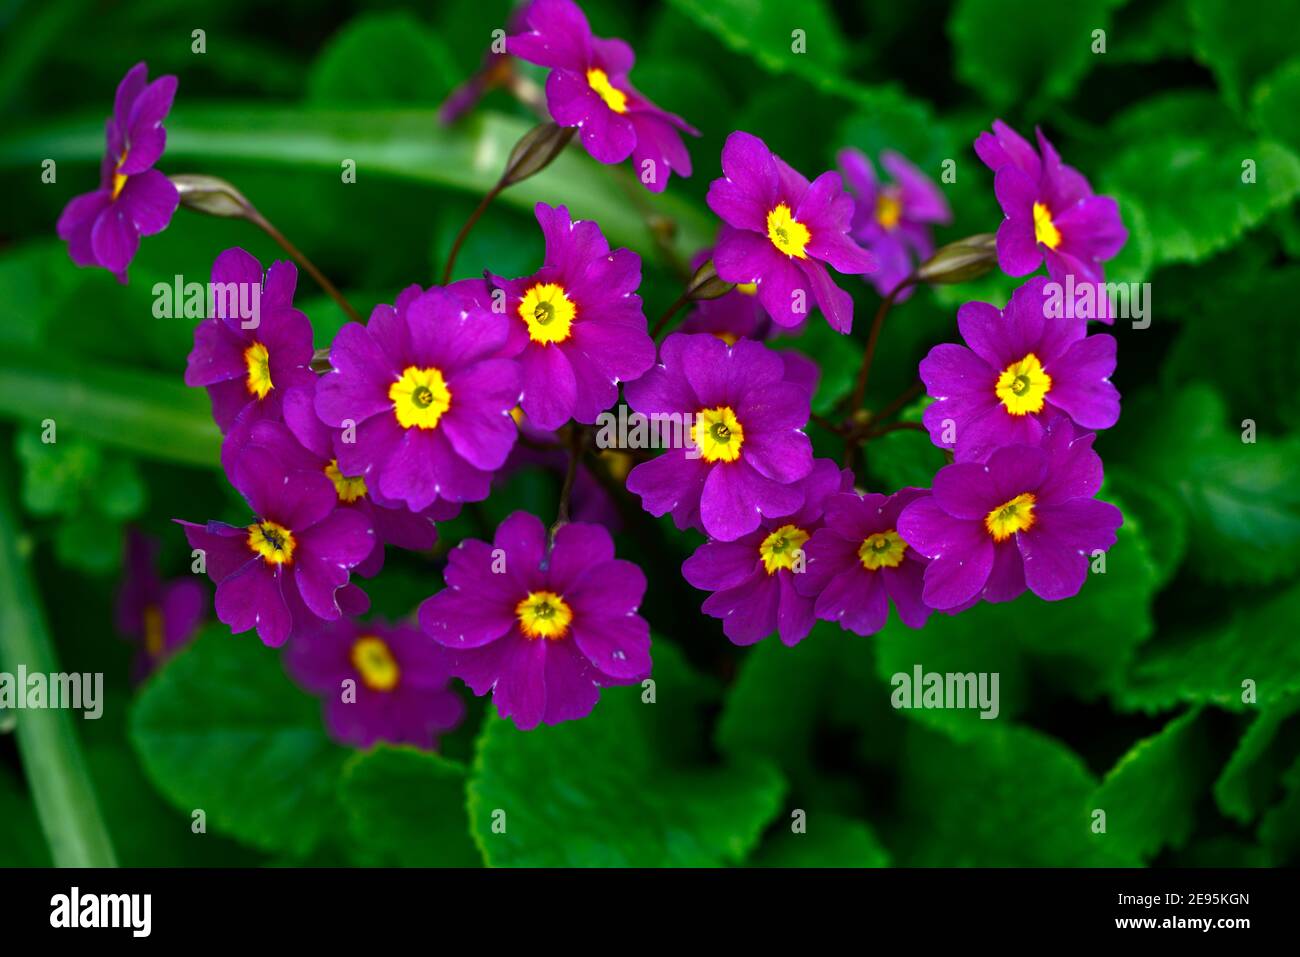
<box><xmin>915</xmin><ymin>233</ymin><xmax>998</xmax><ymax>284</ymax></box>
<box><xmin>170</xmin><ymin>174</ymin><xmax>254</xmax><ymax>219</ymax></box>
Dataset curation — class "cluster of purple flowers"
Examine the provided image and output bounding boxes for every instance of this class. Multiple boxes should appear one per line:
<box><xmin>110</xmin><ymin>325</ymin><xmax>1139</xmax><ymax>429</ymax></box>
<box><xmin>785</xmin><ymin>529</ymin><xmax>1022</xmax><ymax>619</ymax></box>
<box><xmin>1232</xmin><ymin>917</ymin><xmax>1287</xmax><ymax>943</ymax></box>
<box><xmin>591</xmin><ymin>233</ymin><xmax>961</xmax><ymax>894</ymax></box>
<box><xmin>69</xmin><ymin>1</ymin><xmax>1127</xmax><ymax>748</ymax></box>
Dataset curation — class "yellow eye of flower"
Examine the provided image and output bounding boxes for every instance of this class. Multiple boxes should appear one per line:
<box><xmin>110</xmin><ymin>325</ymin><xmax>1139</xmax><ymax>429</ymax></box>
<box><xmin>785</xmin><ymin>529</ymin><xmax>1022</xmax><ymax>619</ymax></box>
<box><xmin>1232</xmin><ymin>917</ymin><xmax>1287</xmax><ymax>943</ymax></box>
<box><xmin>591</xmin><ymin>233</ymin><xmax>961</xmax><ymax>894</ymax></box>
<box><xmin>390</xmin><ymin>366</ymin><xmax>452</xmax><ymax>430</ymax></box>
<box><xmin>586</xmin><ymin>68</ymin><xmax>628</xmax><ymax>113</ymax></box>
<box><xmin>759</xmin><ymin>524</ymin><xmax>809</xmax><ymax>574</ymax></box>
<box><xmin>766</xmin><ymin>203</ymin><xmax>811</xmax><ymax>258</ymax></box>
<box><xmin>244</xmin><ymin>341</ymin><xmax>274</xmax><ymax>399</ymax></box>
<box><xmin>143</xmin><ymin>604</ymin><xmax>165</xmax><ymax>658</ymax></box>
<box><xmin>1033</xmin><ymin>202</ymin><xmax>1062</xmax><ymax>249</ymax></box>
<box><xmin>111</xmin><ymin>149</ymin><xmax>128</xmax><ymax>201</ymax></box>
<box><xmin>351</xmin><ymin>635</ymin><xmax>400</xmax><ymax>691</ymax></box>
<box><xmin>325</xmin><ymin>459</ymin><xmax>367</xmax><ymax>503</ymax></box>
<box><xmin>692</xmin><ymin>406</ymin><xmax>745</xmax><ymax>463</ymax></box>
<box><xmin>735</xmin><ymin>282</ymin><xmax>758</xmax><ymax>296</ymax></box>
<box><xmin>516</xmin><ymin>590</ymin><xmax>573</xmax><ymax>640</ymax></box>
<box><xmin>985</xmin><ymin>492</ymin><xmax>1037</xmax><ymax>542</ymax></box>
<box><xmin>518</xmin><ymin>282</ymin><xmax>576</xmax><ymax>344</ymax></box>
<box><xmin>858</xmin><ymin>529</ymin><xmax>907</xmax><ymax>570</ymax></box>
<box><xmin>995</xmin><ymin>353</ymin><xmax>1052</xmax><ymax>415</ymax></box>
<box><xmin>876</xmin><ymin>192</ymin><xmax>903</xmax><ymax>230</ymax></box>
<box><xmin>247</xmin><ymin>520</ymin><xmax>296</xmax><ymax>565</ymax></box>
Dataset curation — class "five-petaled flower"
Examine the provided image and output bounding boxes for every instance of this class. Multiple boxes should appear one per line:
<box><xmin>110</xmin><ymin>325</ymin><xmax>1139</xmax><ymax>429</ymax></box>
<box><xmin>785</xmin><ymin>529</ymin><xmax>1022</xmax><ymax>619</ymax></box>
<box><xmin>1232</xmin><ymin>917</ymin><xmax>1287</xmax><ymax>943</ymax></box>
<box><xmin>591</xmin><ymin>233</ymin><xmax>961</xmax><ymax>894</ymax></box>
<box><xmin>418</xmin><ymin>511</ymin><xmax>652</xmax><ymax>731</ymax></box>
<box><xmin>707</xmin><ymin>131</ymin><xmax>876</xmax><ymax>333</ymax></box>
<box><xmin>57</xmin><ymin>61</ymin><xmax>180</xmax><ymax>282</ymax></box>
<box><xmin>507</xmin><ymin>0</ymin><xmax>698</xmax><ymax>191</ymax></box>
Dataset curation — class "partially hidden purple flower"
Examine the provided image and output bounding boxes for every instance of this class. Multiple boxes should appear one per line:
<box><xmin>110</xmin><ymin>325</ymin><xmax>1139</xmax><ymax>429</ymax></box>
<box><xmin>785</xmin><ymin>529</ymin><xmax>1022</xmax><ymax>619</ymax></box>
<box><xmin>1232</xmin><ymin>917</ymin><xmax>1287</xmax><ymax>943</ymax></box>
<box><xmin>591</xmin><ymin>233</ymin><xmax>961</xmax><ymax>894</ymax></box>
<box><xmin>184</xmin><ymin>248</ymin><xmax>316</xmax><ymax>433</ymax></box>
<box><xmin>920</xmin><ymin>276</ymin><xmax>1119</xmax><ymax>463</ymax></box>
<box><xmin>793</xmin><ymin>487</ymin><xmax>932</xmax><ymax>636</ymax></box>
<box><xmin>838</xmin><ymin>147</ymin><xmax>951</xmax><ymax>301</ymax></box>
<box><xmin>682</xmin><ymin>459</ymin><xmax>850</xmax><ymax>646</ymax></box>
<box><xmin>681</xmin><ymin>244</ymin><xmax>804</xmax><ymax>341</ymax></box>
<box><xmin>418</xmin><ymin>511</ymin><xmax>651</xmax><ymax>731</ymax></box>
<box><xmin>624</xmin><ymin>333</ymin><xmax>814</xmax><ymax>542</ymax></box>
<box><xmin>284</xmin><ymin>617</ymin><xmax>465</xmax><ymax>750</ymax></box>
<box><xmin>314</xmin><ymin>283</ymin><xmax>521</xmax><ymax>512</ymax></box>
<box><xmin>56</xmin><ymin>61</ymin><xmax>179</xmax><ymax>282</ymax></box>
<box><xmin>176</xmin><ymin>442</ymin><xmax>374</xmax><ymax>647</ymax></box>
<box><xmin>975</xmin><ymin>120</ymin><xmax>1127</xmax><ymax>287</ymax></box>
<box><xmin>897</xmin><ymin>418</ymin><xmax>1122</xmax><ymax>609</ymax></box>
<box><xmin>708</xmin><ymin>131</ymin><xmax>875</xmax><ymax>333</ymax></box>
<box><xmin>115</xmin><ymin>529</ymin><xmax>207</xmax><ymax>680</ymax></box>
<box><xmin>438</xmin><ymin>3</ymin><xmax>534</xmax><ymax>124</ymax></box>
<box><xmin>490</xmin><ymin>203</ymin><xmax>654</xmax><ymax>430</ymax></box>
<box><xmin>507</xmin><ymin>0</ymin><xmax>698</xmax><ymax>191</ymax></box>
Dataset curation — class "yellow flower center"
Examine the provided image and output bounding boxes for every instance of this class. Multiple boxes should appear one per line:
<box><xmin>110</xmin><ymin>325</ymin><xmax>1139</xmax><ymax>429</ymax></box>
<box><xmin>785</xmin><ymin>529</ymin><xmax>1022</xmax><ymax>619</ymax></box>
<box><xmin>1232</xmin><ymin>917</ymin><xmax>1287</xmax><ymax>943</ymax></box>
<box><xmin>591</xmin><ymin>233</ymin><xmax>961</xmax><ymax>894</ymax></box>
<box><xmin>586</xmin><ymin>68</ymin><xmax>628</xmax><ymax>113</ymax></box>
<box><xmin>692</xmin><ymin>406</ymin><xmax>745</xmax><ymax>463</ymax></box>
<box><xmin>985</xmin><ymin>492</ymin><xmax>1037</xmax><ymax>543</ymax></box>
<box><xmin>736</xmin><ymin>282</ymin><xmax>758</xmax><ymax>296</ymax></box>
<box><xmin>766</xmin><ymin>203</ymin><xmax>811</xmax><ymax>258</ymax></box>
<box><xmin>759</xmin><ymin>523</ymin><xmax>809</xmax><ymax>575</ymax></box>
<box><xmin>390</xmin><ymin>366</ymin><xmax>452</xmax><ymax>430</ymax></box>
<box><xmin>1032</xmin><ymin>202</ymin><xmax>1062</xmax><ymax>249</ymax></box>
<box><xmin>143</xmin><ymin>604</ymin><xmax>165</xmax><ymax>658</ymax></box>
<box><xmin>111</xmin><ymin>150</ymin><xmax>128</xmax><ymax>201</ymax></box>
<box><xmin>995</xmin><ymin>352</ymin><xmax>1052</xmax><ymax>415</ymax></box>
<box><xmin>247</xmin><ymin>520</ymin><xmax>296</xmax><ymax>565</ymax></box>
<box><xmin>351</xmin><ymin>635</ymin><xmax>400</xmax><ymax>691</ymax></box>
<box><xmin>876</xmin><ymin>192</ymin><xmax>903</xmax><ymax>230</ymax></box>
<box><xmin>325</xmin><ymin>459</ymin><xmax>367</xmax><ymax>503</ymax></box>
<box><xmin>515</xmin><ymin>590</ymin><xmax>573</xmax><ymax>640</ymax></box>
<box><xmin>244</xmin><ymin>341</ymin><xmax>274</xmax><ymax>399</ymax></box>
<box><xmin>518</xmin><ymin>282</ymin><xmax>576</xmax><ymax>345</ymax></box>
<box><xmin>858</xmin><ymin>529</ymin><xmax>907</xmax><ymax>570</ymax></box>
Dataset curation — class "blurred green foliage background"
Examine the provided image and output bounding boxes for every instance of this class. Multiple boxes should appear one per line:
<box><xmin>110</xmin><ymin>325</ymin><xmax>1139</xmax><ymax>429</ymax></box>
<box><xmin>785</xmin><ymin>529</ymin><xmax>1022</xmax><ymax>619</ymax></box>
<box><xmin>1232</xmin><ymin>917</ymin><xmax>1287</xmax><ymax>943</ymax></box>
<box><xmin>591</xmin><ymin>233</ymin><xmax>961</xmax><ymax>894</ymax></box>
<box><xmin>1</xmin><ymin>0</ymin><xmax>1299</xmax><ymax>867</ymax></box>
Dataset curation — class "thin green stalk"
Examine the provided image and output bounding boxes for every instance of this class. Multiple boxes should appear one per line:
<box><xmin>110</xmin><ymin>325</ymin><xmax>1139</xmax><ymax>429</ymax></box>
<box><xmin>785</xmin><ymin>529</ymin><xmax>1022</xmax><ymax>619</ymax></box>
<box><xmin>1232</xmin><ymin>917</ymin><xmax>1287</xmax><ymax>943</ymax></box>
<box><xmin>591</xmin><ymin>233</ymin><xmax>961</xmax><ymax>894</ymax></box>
<box><xmin>0</xmin><ymin>470</ymin><xmax>117</xmax><ymax>867</ymax></box>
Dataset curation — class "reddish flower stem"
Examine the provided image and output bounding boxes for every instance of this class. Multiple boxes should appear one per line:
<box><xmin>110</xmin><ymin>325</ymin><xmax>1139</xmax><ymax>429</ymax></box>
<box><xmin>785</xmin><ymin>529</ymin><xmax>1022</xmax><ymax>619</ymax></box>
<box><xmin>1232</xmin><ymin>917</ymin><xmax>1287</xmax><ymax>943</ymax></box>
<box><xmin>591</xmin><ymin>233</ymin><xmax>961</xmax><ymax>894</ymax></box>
<box><xmin>248</xmin><ymin>210</ymin><xmax>361</xmax><ymax>325</ymax></box>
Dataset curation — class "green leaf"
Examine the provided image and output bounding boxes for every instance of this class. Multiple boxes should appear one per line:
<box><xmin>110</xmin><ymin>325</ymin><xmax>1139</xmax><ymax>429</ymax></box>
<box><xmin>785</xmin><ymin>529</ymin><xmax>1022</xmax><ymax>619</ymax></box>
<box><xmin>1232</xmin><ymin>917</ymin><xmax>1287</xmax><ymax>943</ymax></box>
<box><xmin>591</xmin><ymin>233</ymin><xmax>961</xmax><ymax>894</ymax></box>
<box><xmin>340</xmin><ymin>746</ymin><xmax>481</xmax><ymax>867</ymax></box>
<box><xmin>1189</xmin><ymin>0</ymin><xmax>1299</xmax><ymax>109</ymax></box>
<box><xmin>1104</xmin><ymin>467</ymin><xmax>1188</xmax><ymax>589</ymax></box>
<box><xmin>770</xmin><ymin>320</ymin><xmax>857</xmax><ymax>417</ymax></box>
<box><xmin>1120</xmin><ymin>584</ymin><xmax>1300</xmax><ymax>713</ymax></box>
<box><xmin>308</xmin><ymin>12</ymin><xmax>460</xmax><ymax>106</ymax></box>
<box><xmin>54</xmin><ymin>512</ymin><xmax>123</xmax><ymax>574</ymax></box>
<box><xmin>897</xmin><ymin>723</ymin><xmax>1127</xmax><ymax>866</ymax></box>
<box><xmin>1090</xmin><ymin>708</ymin><xmax>1214</xmax><ymax>861</ymax></box>
<box><xmin>1258</xmin><ymin>756</ymin><xmax>1300</xmax><ymax>862</ymax></box>
<box><xmin>15</xmin><ymin>431</ymin><xmax>101</xmax><ymax>516</ymax></box>
<box><xmin>751</xmin><ymin>811</ymin><xmax>890</xmax><ymax>867</ymax></box>
<box><xmin>130</xmin><ymin>627</ymin><xmax>350</xmax><ymax>856</ymax></box>
<box><xmin>0</xmin><ymin>767</ymin><xmax>51</xmax><ymax>866</ymax></box>
<box><xmin>1214</xmin><ymin>696</ymin><xmax>1300</xmax><ymax>823</ymax></box>
<box><xmin>863</xmin><ymin>399</ymin><xmax>945</xmax><ymax>493</ymax></box>
<box><xmin>467</xmin><ymin>642</ymin><xmax>786</xmax><ymax>866</ymax></box>
<box><xmin>1115</xmin><ymin>385</ymin><xmax>1300</xmax><ymax>585</ymax></box>
<box><xmin>950</xmin><ymin>0</ymin><xmax>1121</xmax><ymax>110</ymax></box>
<box><xmin>1106</xmin><ymin>0</ymin><xmax>1194</xmax><ymax>64</ymax></box>
<box><xmin>1252</xmin><ymin>57</ymin><xmax>1300</xmax><ymax>157</ymax></box>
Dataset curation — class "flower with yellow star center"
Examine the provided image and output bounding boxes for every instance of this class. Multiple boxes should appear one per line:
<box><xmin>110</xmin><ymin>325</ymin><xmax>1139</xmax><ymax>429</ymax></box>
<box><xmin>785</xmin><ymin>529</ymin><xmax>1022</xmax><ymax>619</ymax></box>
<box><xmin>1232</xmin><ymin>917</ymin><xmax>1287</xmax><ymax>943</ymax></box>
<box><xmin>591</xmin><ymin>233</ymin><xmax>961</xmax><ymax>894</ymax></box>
<box><xmin>692</xmin><ymin>406</ymin><xmax>745</xmax><ymax>462</ymax></box>
<box><xmin>995</xmin><ymin>352</ymin><xmax>1052</xmax><ymax>415</ymax></box>
<box><xmin>325</xmin><ymin>459</ymin><xmax>367</xmax><ymax>503</ymax></box>
<box><xmin>858</xmin><ymin>529</ymin><xmax>907</xmax><ymax>570</ymax></box>
<box><xmin>984</xmin><ymin>492</ymin><xmax>1037</xmax><ymax>542</ymax></box>
<box><xmin>759</xmin><ymin>524</ymin><xmax>809</xmax><ymax>574</ymax></box>
<box><xmin>247</xmin><ymin>519</ymin><xmax>296</xmax><ymax>565</ymax></box>
<box><xmin>351</xmin><ymin>635</ymin><xmax>401</xmax><ymax>691</ymax></box>
<box><xmin>586</xmin><ymin>68</ymin><xmax>628</xmax><ymax>113</ymax></box>
<box><xmin>515</xmin><ymin>590</ymin><xmax>573</xmax><ymax>640</ymax></box>
<box><xmin>518</xmin><ymin>282</ymin><xmax>576</xmax><ymax>345</ymax></box>
<box><xmin>766</xmin><ymin>203</ymin><xmax>811</xmax><ymax>258</ymax></box>
<box><xmin>876</xmin><ymin>192</ymin><xmax>903</xmax><ymax>230</ymax></box>
<box><xmin>244</xmin><ymin>341</ymin><xmax>274</xmax><ymax>399</ymax></box>
<box><xmin>1032</xmin><ymin>202</ymin><xmax>1062</xmax><ymax>249</ymax></box>
<box><xmin>389</xmin><ymin>366</ymin><xmax>452</xmax><ymax>430</ymax></box>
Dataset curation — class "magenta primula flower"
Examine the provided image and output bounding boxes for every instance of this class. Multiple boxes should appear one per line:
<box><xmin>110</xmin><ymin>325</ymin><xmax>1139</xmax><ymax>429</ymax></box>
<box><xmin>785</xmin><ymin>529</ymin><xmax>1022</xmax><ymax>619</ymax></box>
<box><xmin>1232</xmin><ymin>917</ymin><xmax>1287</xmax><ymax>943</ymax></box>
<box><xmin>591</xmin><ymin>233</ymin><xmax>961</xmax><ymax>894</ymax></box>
<box><xmin>624</xmin><ymin>333</ymin><xmax>814</xmax><ymax>542</ymax></box>
<box><xmin>176</xmin><ymin>443</ymin><xmax>374</xmax><ymax>648</ymax></box>
<box><xmin>115</xmin><ymin>529</ymin><xmax>206</xmax><ymax>681</ymax></box>
<box><xmin>184</xmin><ymin>248</ymin><xmax>316</xmax><ymax>433</ymax></box>
<box><xmin>418</xmin><ymin>511</ymin><xmax>652</xmax><ymax>731</ymax></box>
<box><xmin>793</xmin><ymin>487</ymin><xmax>932</xmax><ymax>636</ymax></box>
<box><xmin>708</xmin><ymin>131</ymin><xmax>875</xmax><ymax>333</ymax></box>
<box><xmin>920</xmin><ymin>276</ymin><xmax>1120</xmax><ymax>463</ymax></box>
<box><xmin>284</xmin><ymin>618</ymin><xmax>465</xmax><ymax>750</ymax></box>
<box><xmin>507</xmin><ymin>0</ymin><xmax>698</xmax><ymax>191</ymax></box>
<box><xmin>314</xmin><ymin>283</ymin><xmax>521</xmax><ymax>512</ymax></box>
<box><xmin>490</xmin><ymin>203</ymin><xmax>654</xmax><ymax>430</ymax></box>
<box><xmin>975</xmin><ymin>120</ymin><xmax>1127</xmax><ymax>287</ymax></box>
<box><xmin>682</xmin><ymin>459</ymin><xmax>850</xmax><ymax>646</ymax></box>
<box><xmin>56</xmin><ymin>62</ymin><xmax>179</xmax><ymax>282</ymax></box>
<box><xmin>838</xmin><ymin>147</ymin><xmax>951</xmax><ymax>301</ymax></box>
<box><xmin>897</xmin><ymin>418</ymin><xmax>1122</xmax><ymax>609</ymax></box>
